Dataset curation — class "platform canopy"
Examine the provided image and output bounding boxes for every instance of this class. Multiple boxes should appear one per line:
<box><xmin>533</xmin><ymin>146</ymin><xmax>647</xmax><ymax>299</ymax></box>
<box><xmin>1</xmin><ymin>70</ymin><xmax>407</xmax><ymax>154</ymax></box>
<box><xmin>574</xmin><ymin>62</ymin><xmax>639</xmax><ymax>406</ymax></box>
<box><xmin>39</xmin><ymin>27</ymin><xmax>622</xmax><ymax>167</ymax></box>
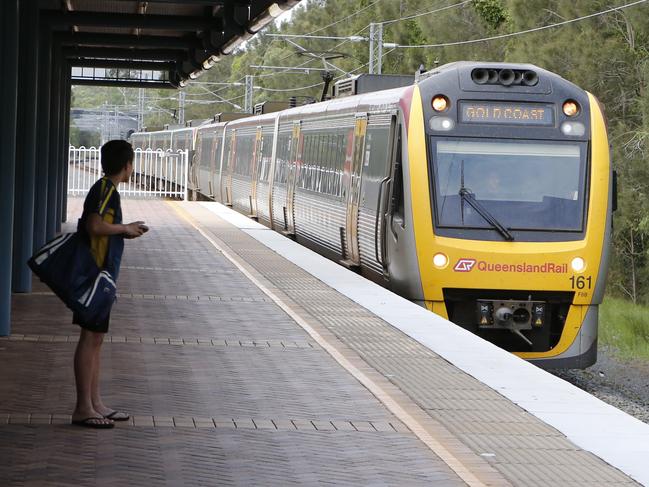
<box><xmin>43</xmin><ymin>0</ymin><xmax>300</xmax><ymax>89</ymax></box>
<box><xmin>0</xmin><ymin>0</ymin><xmax>304</xmax><ymax>336</ymax></box>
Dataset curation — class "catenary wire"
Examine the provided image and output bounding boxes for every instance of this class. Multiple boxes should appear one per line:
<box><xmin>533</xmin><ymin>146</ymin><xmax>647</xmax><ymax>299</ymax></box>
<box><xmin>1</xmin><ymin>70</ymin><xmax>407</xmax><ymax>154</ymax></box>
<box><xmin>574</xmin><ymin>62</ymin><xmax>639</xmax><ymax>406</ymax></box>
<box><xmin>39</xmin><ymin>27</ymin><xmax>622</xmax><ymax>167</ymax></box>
<box><xmin>396</xmin><ymin>0</ymin><xmax>649</xmax><ymax>48</ymax></box>
<box><xmin>302</xmin><ymin>0</ymin><xmax>384</xmax><ymax>35</ymax></box>
<box><xmin>380</xmin><ymin>0</ymin><xmax>471</xmax><ymax>25</ymax></box>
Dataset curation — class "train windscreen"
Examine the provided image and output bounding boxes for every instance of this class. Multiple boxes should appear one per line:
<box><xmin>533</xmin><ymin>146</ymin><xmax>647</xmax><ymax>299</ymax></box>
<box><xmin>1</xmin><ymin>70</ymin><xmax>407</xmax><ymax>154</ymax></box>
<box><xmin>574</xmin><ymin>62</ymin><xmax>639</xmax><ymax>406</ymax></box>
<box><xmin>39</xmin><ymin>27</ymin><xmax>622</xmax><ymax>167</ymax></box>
<box><xmin>433</xmin><ymin>139</ymin><xmax>586</xmax><ymax>232</ymax></box>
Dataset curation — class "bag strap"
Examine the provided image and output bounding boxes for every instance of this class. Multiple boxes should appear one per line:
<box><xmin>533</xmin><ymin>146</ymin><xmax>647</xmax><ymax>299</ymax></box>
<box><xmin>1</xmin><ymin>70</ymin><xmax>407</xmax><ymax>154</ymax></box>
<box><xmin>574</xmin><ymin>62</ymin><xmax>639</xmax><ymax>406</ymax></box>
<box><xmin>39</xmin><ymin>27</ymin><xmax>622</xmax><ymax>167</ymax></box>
<box><xmin>98</xmin><ymin>178</ymin><xmax>116</xmax><ymax>215</ymax></box>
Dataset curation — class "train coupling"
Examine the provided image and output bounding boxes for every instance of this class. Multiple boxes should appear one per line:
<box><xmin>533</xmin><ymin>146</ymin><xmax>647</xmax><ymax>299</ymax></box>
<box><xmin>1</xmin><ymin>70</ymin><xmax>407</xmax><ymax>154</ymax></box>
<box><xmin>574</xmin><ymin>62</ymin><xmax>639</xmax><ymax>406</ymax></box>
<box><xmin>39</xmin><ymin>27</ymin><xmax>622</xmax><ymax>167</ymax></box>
<box><xmin>476</xmin><ymin>299</ymin><xmax>546</xmax><ymax>346</ymax></box>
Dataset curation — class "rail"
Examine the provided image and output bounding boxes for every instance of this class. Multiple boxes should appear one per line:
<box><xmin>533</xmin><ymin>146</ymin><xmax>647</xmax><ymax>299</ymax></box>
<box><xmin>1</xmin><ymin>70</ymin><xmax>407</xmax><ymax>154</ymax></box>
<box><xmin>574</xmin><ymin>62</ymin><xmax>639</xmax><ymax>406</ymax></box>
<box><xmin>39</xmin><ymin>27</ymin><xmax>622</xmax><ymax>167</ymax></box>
<box><xmin>67</xmin><ymin>146</ymin><xmax>189</xmax><ymax>200</ymax></box>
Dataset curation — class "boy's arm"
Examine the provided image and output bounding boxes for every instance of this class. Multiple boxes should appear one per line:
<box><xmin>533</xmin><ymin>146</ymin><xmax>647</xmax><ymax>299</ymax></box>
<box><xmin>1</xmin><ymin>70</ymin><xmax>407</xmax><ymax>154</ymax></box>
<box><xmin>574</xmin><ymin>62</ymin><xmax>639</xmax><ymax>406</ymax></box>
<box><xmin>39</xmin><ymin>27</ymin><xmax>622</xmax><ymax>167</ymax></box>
<box><xmin>86</xmin><ymin>213</ymin><xmax>145</xmax><ymax>238</ymax></box>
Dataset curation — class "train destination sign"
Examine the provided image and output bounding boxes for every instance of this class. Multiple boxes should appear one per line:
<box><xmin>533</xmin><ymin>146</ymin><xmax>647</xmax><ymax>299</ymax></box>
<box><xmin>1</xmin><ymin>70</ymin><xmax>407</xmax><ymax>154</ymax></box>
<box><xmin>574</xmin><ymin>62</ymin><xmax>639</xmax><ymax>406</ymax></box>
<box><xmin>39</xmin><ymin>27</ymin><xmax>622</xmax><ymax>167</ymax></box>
<box><xmin>459</xmin><ymin>101</ymin><xmax>554</xmax><ymax>126</ymax></box>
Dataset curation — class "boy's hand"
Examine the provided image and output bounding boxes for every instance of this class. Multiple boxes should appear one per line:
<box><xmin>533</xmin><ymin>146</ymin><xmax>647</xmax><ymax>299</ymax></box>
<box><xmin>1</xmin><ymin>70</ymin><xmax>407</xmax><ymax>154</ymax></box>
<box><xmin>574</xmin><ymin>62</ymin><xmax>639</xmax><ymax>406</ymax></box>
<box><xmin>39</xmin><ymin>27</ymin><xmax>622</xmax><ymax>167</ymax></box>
<box><xmin>124</xmin><ymin>221</ymin><xmax>146</xmax><ymax>238</ymax></box>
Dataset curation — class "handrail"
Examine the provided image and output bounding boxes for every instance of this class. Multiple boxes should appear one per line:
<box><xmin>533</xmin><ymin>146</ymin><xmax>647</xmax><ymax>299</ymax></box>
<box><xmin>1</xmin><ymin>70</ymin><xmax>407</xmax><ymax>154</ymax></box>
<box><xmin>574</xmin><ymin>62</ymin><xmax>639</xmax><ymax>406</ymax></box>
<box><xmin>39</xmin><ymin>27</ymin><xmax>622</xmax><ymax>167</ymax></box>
<box><xmin>375</xmin><ymin>176</ymin><xmax>391</xmax><ymax>269</ymax></box>
<box><xmin>67</xmin><ymin>146</ymin><xmax>188</xmax><ymax>200</ymax></box>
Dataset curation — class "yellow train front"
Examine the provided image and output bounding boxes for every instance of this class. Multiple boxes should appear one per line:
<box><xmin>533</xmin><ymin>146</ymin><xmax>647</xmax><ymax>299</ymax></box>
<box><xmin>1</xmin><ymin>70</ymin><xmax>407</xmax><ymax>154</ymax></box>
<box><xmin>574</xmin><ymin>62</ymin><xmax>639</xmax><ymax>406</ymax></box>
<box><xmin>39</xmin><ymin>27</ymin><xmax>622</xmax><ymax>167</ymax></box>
<box><xmin>405</xmin><ymin>62</ymin><xmax>613</xmax><ymax>368</ymax></box>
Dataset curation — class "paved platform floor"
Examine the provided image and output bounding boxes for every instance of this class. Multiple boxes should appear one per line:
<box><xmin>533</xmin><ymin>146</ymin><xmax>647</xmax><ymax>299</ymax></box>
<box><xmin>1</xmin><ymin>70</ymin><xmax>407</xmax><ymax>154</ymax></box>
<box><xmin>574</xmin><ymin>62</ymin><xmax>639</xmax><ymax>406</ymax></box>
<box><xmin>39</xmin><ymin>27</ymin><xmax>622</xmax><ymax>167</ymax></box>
<box><xmin>0</xmin><ymin>198</ymin><xmax>639</xmax><ymax>486</ymax></box>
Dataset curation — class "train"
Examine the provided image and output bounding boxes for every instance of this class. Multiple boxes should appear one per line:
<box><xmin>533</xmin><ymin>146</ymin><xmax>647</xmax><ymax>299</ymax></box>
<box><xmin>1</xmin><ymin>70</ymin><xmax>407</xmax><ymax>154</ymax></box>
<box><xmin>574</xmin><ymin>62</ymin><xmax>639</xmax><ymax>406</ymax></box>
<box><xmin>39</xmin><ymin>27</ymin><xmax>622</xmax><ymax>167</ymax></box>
<box><xmin>131</xmin><ymin>61</ymin><xmax>614</xmax><ymax>369</ymax></box>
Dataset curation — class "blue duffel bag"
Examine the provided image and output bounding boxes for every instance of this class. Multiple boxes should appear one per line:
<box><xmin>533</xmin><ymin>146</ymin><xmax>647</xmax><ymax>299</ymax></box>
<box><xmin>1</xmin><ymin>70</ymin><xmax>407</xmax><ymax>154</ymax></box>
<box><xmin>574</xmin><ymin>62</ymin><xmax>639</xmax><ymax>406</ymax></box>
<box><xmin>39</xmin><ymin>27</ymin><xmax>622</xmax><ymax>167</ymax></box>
<box><xmin>27</xmin><ymin>232</ymin><xmax>117</xmax><ymax>324</ymax></box>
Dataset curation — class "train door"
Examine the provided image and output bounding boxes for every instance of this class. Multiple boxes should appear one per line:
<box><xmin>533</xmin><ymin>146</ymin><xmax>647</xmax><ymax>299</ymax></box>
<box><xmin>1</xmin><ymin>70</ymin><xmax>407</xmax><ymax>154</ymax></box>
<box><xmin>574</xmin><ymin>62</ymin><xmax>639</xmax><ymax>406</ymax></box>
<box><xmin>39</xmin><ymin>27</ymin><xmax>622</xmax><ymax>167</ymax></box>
<box><xmin>213</xmin><ymin>128</ymin><xmax>227</xmax><ymax>203</ymax></box>
<box><xmin>384</xmin><ymin>122</ymin><xmax>416</xmax><ymax>291</ymax></box>
<box><xmin>208</xmin><ymin>131</ymin><xmax>218</xmax><ymax>200</ymax></box>
<box><xmin>341</xmin><ymin>114</ymin><xmax>367</xmax><ymax>268</ymax></box>
<box><xmin>221</xmin><ymin>129</ymin><xmax>236</xmax><ymax>206</ymax></box>
<box><xmin>284</xmin><ymin>121</ymin><xmax>301</xmax><ymax>235</ymax></box>
<box><xmin>249</xmin><ymin>126</ymin><xmax>263</xmax><ymax>218</ymax></box>
<box><xmin>267</xmin><ymin>116</ymin><xmax>281</xmax><ymax>229</ymax></box>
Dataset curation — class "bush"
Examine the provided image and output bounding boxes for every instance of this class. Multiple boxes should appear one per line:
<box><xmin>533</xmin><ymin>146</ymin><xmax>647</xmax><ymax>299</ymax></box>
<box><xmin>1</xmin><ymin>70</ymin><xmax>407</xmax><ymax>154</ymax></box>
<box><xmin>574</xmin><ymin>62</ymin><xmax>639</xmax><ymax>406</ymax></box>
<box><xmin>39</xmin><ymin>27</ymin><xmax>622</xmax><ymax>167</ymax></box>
<box><xmin>599</xmin><ymin>297</ymin><xmax>649</xmax><ymax>360</ymax></box>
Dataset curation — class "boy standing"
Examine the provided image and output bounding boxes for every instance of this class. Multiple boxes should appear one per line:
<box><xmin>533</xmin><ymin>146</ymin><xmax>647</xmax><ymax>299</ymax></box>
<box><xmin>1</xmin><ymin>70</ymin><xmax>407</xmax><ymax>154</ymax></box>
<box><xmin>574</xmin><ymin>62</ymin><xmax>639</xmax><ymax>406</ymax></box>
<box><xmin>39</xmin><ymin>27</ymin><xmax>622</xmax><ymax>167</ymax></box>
<box><xmin>71</xmin><ymin>140</ymin><xmax>147</xmax><ymax>428</ymax></box>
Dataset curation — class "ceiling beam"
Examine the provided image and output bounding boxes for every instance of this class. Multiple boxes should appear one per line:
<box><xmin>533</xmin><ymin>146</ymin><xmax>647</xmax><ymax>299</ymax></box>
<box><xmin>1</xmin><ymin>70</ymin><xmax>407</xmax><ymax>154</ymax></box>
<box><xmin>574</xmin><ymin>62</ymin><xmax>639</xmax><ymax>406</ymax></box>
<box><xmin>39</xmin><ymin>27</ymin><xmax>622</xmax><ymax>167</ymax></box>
<box><xmin>43</xmin><ymin>11</ymin><xmax>217</xmax><ymax>30</ymax></box>
<box><xmin>62</xmin><ymin>47</ymin><xmax>187</xmax><ymax>62</ymax></box>
<box><xmin>70</xmin><ymin>59</ymin><xmax>176</xmax><ymax>71</ymax></box>
<box><xmin>70</xmin><ymin>79</ymin><xmax>175</xmax><ymax>89</ymax></box>
<box><xmin>55</xmin><ymin>33</ymin><xmax>204</xmax><ymax>50</ymax></box>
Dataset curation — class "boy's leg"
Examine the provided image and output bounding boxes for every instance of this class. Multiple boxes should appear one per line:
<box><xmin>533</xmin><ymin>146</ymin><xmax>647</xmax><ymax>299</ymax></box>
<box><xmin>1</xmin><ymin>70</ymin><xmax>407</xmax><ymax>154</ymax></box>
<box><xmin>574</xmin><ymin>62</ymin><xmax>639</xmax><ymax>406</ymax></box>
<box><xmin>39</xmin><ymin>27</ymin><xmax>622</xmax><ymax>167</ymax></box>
<box><xmin>72</xmin><ymin>328</ymin><xmax>112</xmax><ymax>425</ymax></box>
<box><xmin>91</xmin><ymin>339</ymin><xmax>110</xmax><ymax>416</ymax></box>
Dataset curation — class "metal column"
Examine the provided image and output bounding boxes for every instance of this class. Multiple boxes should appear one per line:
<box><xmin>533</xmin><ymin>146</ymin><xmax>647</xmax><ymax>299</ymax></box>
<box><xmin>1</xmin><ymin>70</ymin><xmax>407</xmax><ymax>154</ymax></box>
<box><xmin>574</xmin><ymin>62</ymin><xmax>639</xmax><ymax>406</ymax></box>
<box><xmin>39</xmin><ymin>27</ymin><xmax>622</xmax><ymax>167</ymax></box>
<box><xmin>47</xmin><ymin>45</ymin><xmax>62</xmax><ymax>239</ymax></box>
<box><xmin>34</xmin><ymin>24</ymin><xmax>52</xmax><ymax>250</ymax></box>
<box><xmin>245</xmin><ymin>75</ymin><xmax>254</xmax><ymax>114</ymax></box>
<box><xmin>369</xmin><ymin>23</ymin><xmax>383</xmax><ymax>75</ymax></box>
<box><xmin>0</xmin><ymin>0</ymin><xmax>20</xmax><ymax>335</ymax></box>
<box><xmin>55</xmin><ymin>51</ymin><xmax>67</xmax><ymax>232</ymax></box>
<box><xmin>12</xmin><ymin>0</ymin><xmax>40</xmax><ymax>294</ymax></box>
<box><xmin>61</xmin><ymin>64</ymin><xmax>72</xmax><ymax>223</ymax></box>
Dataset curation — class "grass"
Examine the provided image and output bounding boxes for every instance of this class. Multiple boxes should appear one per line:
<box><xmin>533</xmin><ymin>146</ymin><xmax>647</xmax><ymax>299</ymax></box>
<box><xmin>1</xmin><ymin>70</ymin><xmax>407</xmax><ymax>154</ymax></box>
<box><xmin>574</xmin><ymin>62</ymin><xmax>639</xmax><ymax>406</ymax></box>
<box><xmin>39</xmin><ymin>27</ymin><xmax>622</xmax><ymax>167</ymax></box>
<box><xmin>599</xmin><ymin>297</ymin><xmax>649</xmax><ymax>360</ymax></box>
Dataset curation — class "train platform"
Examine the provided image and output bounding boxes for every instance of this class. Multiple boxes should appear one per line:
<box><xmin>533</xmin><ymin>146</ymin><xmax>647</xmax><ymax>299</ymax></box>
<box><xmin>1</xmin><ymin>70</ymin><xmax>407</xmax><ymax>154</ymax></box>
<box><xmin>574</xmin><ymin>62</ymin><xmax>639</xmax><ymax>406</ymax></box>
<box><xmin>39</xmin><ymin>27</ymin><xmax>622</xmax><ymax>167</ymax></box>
<box><xmin>2</xmin><ymin>198</ymin><xmax>648</xmax><ymax>486</ymax></box>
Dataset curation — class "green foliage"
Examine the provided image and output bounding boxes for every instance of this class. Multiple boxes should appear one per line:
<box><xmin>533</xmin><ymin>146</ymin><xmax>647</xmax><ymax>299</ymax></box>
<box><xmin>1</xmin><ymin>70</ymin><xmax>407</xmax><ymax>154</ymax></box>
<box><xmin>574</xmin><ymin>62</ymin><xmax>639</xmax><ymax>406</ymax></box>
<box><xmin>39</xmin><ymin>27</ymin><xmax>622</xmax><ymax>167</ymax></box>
<box><xmin>600</xmin><ymin>297</ymin><xmax>649</xmax><ymax>359</ymax></box>
<box><xmin>472</xmin><ymin>0</ymin><xmax>511</xmax><ymax>30</ymax></box>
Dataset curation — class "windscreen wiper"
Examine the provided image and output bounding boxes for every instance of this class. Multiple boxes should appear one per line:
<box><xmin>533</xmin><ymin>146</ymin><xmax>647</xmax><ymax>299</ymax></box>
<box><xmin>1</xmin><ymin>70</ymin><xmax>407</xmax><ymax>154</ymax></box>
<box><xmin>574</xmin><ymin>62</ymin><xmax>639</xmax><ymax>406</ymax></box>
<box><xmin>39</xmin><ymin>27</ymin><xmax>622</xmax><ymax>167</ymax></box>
<box><xmin>459</xmin><ymin>188</ymin><xmax>514</xmax><ymax>241</ymax></box>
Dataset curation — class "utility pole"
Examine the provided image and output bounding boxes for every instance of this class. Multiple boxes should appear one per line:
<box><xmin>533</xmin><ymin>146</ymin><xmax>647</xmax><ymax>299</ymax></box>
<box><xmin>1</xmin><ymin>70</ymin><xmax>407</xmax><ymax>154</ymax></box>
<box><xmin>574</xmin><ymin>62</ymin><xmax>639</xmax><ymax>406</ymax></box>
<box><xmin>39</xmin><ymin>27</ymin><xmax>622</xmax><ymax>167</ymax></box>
<box><xmin>369</xmin><ymin>23</ymin><xmax>384</xmax><ymax>75</ymax></box>
<box><xmin>101</xmin><ymin>105</ymin><xmax>109</xmax><ymax>145</ymax></box>
<box><xmin>113</xmin><ymin>106</ymin><xmax>119</xmax><ymax>140</ymax></box>
<box><xmin>245</xmin><ymin>75</ymin><xmax>254</xmax><ymax>114</ymax></box>
<box><xmin>137</xmin><ymin>88</ymin><xmax>144</xmax><ymax>131</ymax></box>
<box><xmin>178</xmin><ymin>90</ymin><xmax>186</xmax><ymax>125</ymax></box>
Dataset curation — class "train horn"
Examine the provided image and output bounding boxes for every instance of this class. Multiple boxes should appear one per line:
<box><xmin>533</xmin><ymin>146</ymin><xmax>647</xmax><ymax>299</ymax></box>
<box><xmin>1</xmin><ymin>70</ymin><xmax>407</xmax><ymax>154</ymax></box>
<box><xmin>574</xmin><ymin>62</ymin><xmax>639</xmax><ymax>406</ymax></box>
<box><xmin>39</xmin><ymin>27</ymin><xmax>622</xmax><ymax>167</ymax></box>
<box><xmin>487</xmin><ymin>69</ymin><xmax>498</xmax><ymax>83</ymax></box>
<box><xmin>471</xmin><ymin>69</ymin><xmax>489</xmax><ymax>84</ymax></box>
<box><xmin>522</xmin><ymin>70</ymin><xmax>539</xmax><ymax>86</ymax></box>
<box><xmin>498</xmin><ymin>69</ymin><xmax>515</xmax><ymax>86</ymax></box>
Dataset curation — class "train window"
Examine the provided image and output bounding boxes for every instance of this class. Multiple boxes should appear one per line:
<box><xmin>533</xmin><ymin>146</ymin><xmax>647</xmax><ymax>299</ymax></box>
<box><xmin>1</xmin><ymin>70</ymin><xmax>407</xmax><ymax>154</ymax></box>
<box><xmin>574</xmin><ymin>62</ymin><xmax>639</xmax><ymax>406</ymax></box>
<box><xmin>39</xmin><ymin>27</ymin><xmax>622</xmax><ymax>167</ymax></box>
<box><xmin>274</xmin><ymin>134</ymin><xmax>290</xmax><ymax>185</ymax></box>
<box><xmin>433</xmin><ymin>139</ymin><xmax>586</xmax><ymax>231</ymax></box>
<box><xmin>361</xmin><ymin>126</ymin><xmax>391</xmax><ymax>209</ymax></box>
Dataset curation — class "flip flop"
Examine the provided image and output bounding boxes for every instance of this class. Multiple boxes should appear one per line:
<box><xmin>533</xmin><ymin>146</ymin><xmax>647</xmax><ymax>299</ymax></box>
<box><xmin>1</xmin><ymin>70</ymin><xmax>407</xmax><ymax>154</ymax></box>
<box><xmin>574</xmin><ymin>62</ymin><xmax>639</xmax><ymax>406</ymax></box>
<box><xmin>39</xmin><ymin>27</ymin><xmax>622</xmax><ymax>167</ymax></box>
<box><xmin>72</xmin><ymin>417</ymin><xmax>115</xmax><ymax>429</ymax></box>
<box><xmin>104</xmin><ymin>410</ymin><xmax>130</xmax><ymax>421</ymax></box>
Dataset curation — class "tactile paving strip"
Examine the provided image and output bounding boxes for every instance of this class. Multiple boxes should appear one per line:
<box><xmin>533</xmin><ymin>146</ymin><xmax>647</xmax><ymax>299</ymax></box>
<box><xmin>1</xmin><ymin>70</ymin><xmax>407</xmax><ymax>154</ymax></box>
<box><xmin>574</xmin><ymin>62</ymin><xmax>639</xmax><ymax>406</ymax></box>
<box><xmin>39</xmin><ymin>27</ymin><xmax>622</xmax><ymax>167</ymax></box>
<box><xmin>183</xmin><ymin>203</ymin><xmax>639</xmax><ymax>487</ymax></box>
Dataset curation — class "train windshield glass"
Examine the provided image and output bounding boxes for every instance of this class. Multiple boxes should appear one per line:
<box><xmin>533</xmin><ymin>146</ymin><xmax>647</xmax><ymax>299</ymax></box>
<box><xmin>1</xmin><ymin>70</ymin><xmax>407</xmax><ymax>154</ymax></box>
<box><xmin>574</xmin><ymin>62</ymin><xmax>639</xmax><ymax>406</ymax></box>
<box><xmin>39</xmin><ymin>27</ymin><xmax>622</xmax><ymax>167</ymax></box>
<box><xmin>434</xmin><ymin>140</ymin><xmax>585</xmax><ymax>231</ymax></box>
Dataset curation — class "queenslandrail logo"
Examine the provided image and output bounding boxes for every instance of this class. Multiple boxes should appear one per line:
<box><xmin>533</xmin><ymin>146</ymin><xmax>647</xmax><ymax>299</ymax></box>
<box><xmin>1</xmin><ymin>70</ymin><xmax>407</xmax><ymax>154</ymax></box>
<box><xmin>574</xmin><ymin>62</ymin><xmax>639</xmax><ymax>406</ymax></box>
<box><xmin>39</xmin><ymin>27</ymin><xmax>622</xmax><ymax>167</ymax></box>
<box><xmin>453</xmin><ymin>259</ymin><xmax>476</xmax><ymax>272</ymax></box>
<box><xmin>453</xmin><ymin>258</ymin><xmax>568</xmax><ymax>274</ymax></box>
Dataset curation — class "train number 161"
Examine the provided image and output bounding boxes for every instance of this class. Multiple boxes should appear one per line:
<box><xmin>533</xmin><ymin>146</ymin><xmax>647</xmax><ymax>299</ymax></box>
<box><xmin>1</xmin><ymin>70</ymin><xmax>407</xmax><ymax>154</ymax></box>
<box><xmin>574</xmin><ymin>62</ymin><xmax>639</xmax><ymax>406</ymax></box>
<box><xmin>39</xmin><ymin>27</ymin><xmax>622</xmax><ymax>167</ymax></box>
<box><xmin>569</xmin><ymin>275</ymin><xmax>592</xmax><ymax>289</ymax></box>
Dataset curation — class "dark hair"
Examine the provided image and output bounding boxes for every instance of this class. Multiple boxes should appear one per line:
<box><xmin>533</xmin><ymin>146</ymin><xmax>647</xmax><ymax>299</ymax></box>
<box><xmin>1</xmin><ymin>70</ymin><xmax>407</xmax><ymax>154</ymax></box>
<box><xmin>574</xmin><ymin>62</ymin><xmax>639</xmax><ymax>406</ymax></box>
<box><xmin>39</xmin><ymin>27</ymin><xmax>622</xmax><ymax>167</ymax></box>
<box><xmin>101</xmin><ymin>140</ymin><xmax>134</xmax><ymax>176</ymax></box>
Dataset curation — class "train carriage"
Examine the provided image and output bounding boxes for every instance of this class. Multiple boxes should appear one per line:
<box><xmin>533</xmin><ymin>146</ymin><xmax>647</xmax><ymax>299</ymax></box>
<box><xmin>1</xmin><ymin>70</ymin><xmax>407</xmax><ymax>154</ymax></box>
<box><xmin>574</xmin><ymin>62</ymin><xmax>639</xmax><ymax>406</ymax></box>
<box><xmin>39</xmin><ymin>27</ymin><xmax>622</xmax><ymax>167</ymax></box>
<box><xmin>138</xmin><ymin>61</ymin><xmax>613</xmax><ymax>368</ymax></box>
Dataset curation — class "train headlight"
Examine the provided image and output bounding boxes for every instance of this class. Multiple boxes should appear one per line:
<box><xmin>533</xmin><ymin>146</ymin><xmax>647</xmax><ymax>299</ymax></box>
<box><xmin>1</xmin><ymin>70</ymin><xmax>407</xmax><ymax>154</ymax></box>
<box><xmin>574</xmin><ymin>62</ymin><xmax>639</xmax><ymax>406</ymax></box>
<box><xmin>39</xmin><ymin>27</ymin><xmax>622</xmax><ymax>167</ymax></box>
<box><xmin>561</xmin><ymin>122</ymin><xmax>585</xmax><ymax>136</ymax></box>
<box><xmin>433</xmin><ymin>253</ymin><xmax>448</xmax><ymax>268</ymax></box>
<box><xmin>563</xmin><ymin>100</ymin><xmax>580</xmax><ymax>117</ymax></box>
<box><xmin>432</xmin><ymin>95</ymin><xmax>450</xmax><ymax>112</ymax></box>
<box><xmin>571</xmin><ymin>257</ymin><xmax>586</xmax><ymax>272</ymax></box>
<box><xmin>430</xmin><ymin>117</ymin><xmax>455</xmax><ymax>132</ymax></box>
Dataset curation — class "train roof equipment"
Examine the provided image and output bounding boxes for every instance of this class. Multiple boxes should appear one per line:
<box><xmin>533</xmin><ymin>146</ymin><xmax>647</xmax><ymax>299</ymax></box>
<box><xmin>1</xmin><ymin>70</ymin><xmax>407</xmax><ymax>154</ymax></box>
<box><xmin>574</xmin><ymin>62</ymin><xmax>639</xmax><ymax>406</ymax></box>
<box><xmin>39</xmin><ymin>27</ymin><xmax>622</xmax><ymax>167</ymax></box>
<box><xmin>333</xmin><ymin>74</ymin><xmax>415</xmax><ymax>98</ymax></box>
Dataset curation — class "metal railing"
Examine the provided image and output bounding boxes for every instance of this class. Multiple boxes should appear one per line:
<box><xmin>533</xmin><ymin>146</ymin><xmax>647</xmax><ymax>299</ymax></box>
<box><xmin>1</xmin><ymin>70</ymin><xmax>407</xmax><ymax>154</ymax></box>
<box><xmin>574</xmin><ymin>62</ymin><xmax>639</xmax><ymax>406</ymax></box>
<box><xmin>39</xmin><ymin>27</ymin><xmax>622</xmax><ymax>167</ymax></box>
<box><xmin>68</xmin><ymin>146</ymin><xmax>189</xmax><ymax>200</ymax></box>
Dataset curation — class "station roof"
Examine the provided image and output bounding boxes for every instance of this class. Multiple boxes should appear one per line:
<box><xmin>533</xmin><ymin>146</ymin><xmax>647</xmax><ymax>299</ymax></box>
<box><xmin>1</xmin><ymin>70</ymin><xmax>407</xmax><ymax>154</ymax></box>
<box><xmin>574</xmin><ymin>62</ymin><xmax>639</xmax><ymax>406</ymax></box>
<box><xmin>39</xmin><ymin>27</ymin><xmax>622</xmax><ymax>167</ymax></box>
<box><xmin>40</xmin><ymin>0</ymin><xmax>299</xmax><ymax>88</ymax></box>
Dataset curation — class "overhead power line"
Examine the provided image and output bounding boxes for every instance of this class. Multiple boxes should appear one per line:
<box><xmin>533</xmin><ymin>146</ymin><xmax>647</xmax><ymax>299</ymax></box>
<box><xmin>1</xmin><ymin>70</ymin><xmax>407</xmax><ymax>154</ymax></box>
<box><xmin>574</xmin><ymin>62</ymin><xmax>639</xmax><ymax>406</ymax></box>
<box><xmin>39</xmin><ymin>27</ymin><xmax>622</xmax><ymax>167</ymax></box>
<box><xmin>255</xmin><ymin>46</ymin><xmax>399</xmax><ymax>95</ymax></box>
<box><xmin>380</xmin><ymin>0</ymin><xmax>471</xmax><ymax>25</ymax></box>
<box><xmin>397</xmin><ymin>0</ymin><xmax>649</xmax><ymax>48</ymax></box>
<box><xmin>255</xmin><ymin>81</ymin><xmax>324</xmax><ymax>93</ymax></box>
<box><xmin>302</xmin><ymin>0</ymin><xmax>384</xmax><ymax>36</ymax></box>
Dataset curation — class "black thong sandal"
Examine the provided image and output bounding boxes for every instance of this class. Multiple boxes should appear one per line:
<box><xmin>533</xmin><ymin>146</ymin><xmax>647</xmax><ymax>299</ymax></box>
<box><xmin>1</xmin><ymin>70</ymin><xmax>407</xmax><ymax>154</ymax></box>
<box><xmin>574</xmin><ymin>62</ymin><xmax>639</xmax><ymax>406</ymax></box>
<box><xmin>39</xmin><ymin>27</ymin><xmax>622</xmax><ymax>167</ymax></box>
<box><xmin>104</xmin><ymin>410</ymin><xmax>130</xmax><ymax>421</ymax></box>
<box><xmin>72</xmin><ymin>417</ymin><xmax>115</xmax><ymax>429</ymax></box>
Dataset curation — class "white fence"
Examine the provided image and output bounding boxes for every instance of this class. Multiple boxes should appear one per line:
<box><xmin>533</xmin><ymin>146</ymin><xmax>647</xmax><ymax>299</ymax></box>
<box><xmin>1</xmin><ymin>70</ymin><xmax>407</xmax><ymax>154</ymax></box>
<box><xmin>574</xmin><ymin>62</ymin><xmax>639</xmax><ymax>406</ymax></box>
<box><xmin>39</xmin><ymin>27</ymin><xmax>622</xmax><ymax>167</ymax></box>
<box><xmin>67</xmin><ymin>146</ymin><xmax>189</xmax><ymax>200</ymax></box>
